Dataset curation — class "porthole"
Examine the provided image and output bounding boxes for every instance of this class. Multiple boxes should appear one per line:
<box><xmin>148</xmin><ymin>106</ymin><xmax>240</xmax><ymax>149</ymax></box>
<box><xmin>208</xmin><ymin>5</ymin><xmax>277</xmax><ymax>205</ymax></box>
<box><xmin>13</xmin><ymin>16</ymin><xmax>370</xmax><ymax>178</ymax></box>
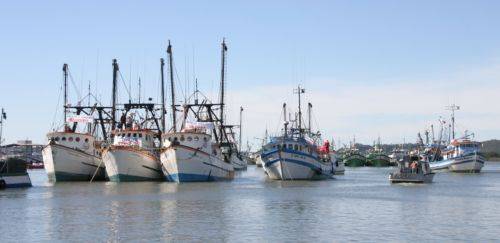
<box><xmin>84</xmin><ymin>138</ymin><xmax>89</xmax><ymax>143</ymax></box>
<box><xmin>203</xmin><ymin>137</ymin><xmax>208</xmax><ymax>142</ymax></box>
<box><xmin>294</xmin><ymin>144</ymin><xmax>298</xmax><ymax>151</ymax></box>
<box><xmin>75</xmin><ymin>137</ymin><xmax>80</xmax><ymax>142</ymax></box>
<box><xmin>62</xmin><ymin>137</ymin><xmax>66</xmax><ymax>141</ymax></box>
<box><xmin>55</xmin><ymin>137</ymin><xmax>60</xmax><ymax>141</ymax></box>
<box><xmin>133</xmin><ymin>133</ymin><xmax>137</xmax><ymax>138</ymax></box>
<box><xmin>68</xmin><ymin>137</ymin><xmax>74</xmax><ymax>142</ymax></box>
<box><xmin>139</xmin><ymin>133</ymin><xmax>143</xmax><ymax>138</ymax></box>
<box><xmin>127</xmin><ymin>133</ymin><xmax>131</xmax><ymax>137</ymax></box>
<box><xmin>187</xmin><ymin>136</ymin><xmax>193</xmax><ymax>141</ymax></box>
<box><xmin>180</xmin><ymin>136</ymin><xmax>185</xmax><ymax>141</ymax></box>
<box><xmin>167</xmin><ymin>137</ymin><xmax>172</xmax><ymax>141</ymax></box>
<box><xmin>194</xmin><ymin>136</ymin><xmax>199</xmax><ymax>141</ymax></box>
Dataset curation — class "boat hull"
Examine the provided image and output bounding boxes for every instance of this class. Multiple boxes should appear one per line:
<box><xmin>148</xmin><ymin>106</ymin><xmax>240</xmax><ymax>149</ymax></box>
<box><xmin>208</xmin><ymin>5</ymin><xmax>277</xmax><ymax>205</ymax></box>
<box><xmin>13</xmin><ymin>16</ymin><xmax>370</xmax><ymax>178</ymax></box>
<box><xmin>42</xmin><ymin>144</ymin><xmax>105</xmax><ymax>182</ymax></box>
<box><xmin>231</xmin><ymin>155</ymin><xmax>248</xmax><ymax>171</ymax></box>
<box><xmin>344</xmin><ymin>155</ymin><xmax>366</xmax><ymax>167</ymax></box>
<box><xmin>430</xmin><ymin>154</ymin><xmax>485</xmax><ymax>173</ymax></box>
<box><xmin>103</xmin><ymin>148</ymin><xmax>162</xmax><ymax>182</ymax></box>
<box><xmin>389</xmin><ymin>173</ymin><xmax>434</xmax><ymax>183</ymax></box>
<box><xmin>262</xmin><ymin>149</ymin><xmax>333</xmax><ymax>180</ymax></box>
<box><xmin>367</xmin><ymin>154</ymin><xmax>391</xmax><ymax>167</ymax></box>
<box><xmin>160</xmin><ymin>145</ymin><xmax>234</xmax><ymax>183</ymax></box>
<box><xmin>0</xmin><ymin>173</ymin><xmax>32</xmax><ymax>188</ymax></box>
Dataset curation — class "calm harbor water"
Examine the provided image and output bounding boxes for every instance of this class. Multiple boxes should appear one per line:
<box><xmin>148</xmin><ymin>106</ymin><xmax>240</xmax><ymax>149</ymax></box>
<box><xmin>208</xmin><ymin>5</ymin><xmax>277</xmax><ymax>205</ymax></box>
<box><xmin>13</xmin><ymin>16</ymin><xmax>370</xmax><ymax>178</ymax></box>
<box><xmin>2</xmin><ymin>163</ymin><xmax>500</xmax><ymax>242</ymax></box>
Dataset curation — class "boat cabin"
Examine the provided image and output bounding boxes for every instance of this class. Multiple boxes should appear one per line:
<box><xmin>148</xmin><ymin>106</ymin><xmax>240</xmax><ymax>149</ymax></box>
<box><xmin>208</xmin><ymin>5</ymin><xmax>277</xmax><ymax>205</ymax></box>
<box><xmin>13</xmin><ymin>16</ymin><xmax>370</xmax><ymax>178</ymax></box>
<box><xmin>162</xmin><ymin>132</ymin><xmax>215</xmax><ymax>155</ymax></box>
<box><xmin>443</xmin><ymin>139</ymin><xmax>480</xmax><ymax>159</ymax></box>
<box><xmin>47</xmin><ymin>131</ymin><xmax>97</xmax><ymax>155</ymax></box>
<box><xmin>112</xmin><ymin>129</ymin><xmax>157</xmax><ymax>149</ymax></box>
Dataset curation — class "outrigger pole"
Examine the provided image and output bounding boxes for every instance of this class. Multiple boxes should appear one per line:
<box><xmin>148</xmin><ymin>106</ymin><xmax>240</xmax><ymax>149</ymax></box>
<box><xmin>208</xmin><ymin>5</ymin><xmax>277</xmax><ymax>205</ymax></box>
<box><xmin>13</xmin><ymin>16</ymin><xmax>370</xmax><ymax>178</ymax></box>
<box><xmin>295</xmin><ymin>85</ymin><xmax>305</xmax><ymax>135</ymax></box>
<box><xmin>111</xmin><ymin>59</ymin><xmax>119</xmax><ymax>131</ymax></box>
<box><xmin>283</xmin><ymin>103</ymin><xmax>288</xmax><ymax>137</ymax></box>
<box><xmin>167</xmin><ymin>40</ymin><xmax>176</xmax><ymax>132</ymax></box>
<box><xmin>308</xmin><ymin>102</ymin><xmax>312</xmax><ymax>135</ymax></box>
<box><xmin>239</xmin><ymin>106</ymin><xmax>243</xmax><ymax>152</ymax></box>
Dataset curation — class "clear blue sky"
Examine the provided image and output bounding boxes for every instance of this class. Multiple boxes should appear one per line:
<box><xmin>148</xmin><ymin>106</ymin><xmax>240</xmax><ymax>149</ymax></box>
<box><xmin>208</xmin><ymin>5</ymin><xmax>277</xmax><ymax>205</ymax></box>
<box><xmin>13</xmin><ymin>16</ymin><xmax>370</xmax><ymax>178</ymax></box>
<box><xmin>1</xmin><ymin>0</ymin><xmax>500</xmax><ymax>146</ymax></box>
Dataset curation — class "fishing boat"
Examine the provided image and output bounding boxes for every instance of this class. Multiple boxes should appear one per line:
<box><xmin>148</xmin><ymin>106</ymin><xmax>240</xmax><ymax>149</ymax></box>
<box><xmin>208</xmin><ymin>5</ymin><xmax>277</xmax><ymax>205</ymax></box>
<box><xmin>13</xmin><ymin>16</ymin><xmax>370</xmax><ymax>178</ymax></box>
<box><xmin>428</xmin><ymin>105</ymin><xmax>485</xmax><ymax>173</ymax></box>
<box><xmin>261</xmin><ymin>87</ymin><xmax>334</xmax><ymax>180</ymax></box>
<box><xmin>430</xmin><ymin>135</ymin><xmax>485</xmax><ymax>173</ymax></box>
<box><xmin>103</xmin><ymin>127</ymin><xmax>162</xmax><ymax>182</ymax></box>
<box><xmin>366</xmin><ymin>138</ymin><xmax>390</xmax><ymax>167</ymax></box>
<box><xmin>329</xmin><ymin>140</ymin><xmax>345</xmax><ymax>174</ymax></box>
<box><xmin>388</xmin><ymin>146</ymin><xmax>409</xmax><ymax>166</ymax></box>
<box><xmin>42</xmin><ymin>64</ymin><xmax>109</xmax><ymax>182</ymax></box>
<box><xmin>390</xmin><ymin>154</ymin><xmax>434</xmax><ymax>183</ymax></box>
<box><xmin>0</xmin><ymin>109</ymin><xmax>32</xmax><ymax>189</ymax></box>
<box><xmin>159</xmin><ymin>40</ymin><xmax>235</xmax><ymax>182</ymax></box>
<box><xmin>343</xmin><ymin>147</ymin><xmax>366</xmax><ymax>167</ymax></box>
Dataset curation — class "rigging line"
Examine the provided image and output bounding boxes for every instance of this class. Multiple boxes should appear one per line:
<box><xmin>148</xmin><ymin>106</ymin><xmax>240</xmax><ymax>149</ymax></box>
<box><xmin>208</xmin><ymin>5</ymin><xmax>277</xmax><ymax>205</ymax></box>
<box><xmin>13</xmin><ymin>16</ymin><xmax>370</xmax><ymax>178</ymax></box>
<box><xmin>172</xmin><ymin>59</ymin><xmax>186</xmax><ymax>103</ymax></box>
<box><xmin>50</xmin><ymin>83</ymin><xmax>63</xmax><ymax>131</ymax></box>
<box><xmin>118</xmin><ymin>70</ymin><xmax>132</xmax><ymax>100</ymax></box>
<box><xmin>67</xmin><ymin>70</ymin><xmax>82</xmax><ymax>102</ymax></box>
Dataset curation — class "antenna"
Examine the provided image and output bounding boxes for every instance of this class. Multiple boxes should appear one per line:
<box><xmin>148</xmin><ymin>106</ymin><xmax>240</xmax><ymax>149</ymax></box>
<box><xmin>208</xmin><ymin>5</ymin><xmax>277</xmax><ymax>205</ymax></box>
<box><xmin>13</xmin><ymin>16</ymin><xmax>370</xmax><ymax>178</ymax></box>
<box><xmin>283</xmin><ymin>103</ymin><xmax>288</xmax><ymax>137</ymax></box>
<box><xmin>0</xmin><ymin>108</ymin><xmax>5</xmax><ymax>148</ymax></box>
<box><xmin>307</xmin><ymin>102</ymin><xmax>312</xmax><ymax>135</ymax></box>
<box><xmin>446</xmin><ymin>104</ymin><xmax>460</xmax><ymax>139</ymax></box>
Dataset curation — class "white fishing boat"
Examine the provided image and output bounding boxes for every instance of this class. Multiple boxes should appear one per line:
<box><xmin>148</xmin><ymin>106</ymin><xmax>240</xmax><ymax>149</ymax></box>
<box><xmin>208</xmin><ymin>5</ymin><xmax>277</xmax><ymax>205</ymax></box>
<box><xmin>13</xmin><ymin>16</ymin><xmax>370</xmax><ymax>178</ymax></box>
<box><xmin>428</xmin><ymin>105</ymin><xmax>485</xmax><ymax>173</ymax></box>
<box><xmin>103</xmin><ymin>128</ymin><xmax>162</xmax><ymax>182</ymax></box>
<box><xmin>42</xmin><ymin>64</ymin><xmax>109</xmax><ymax>182</ymax></box>
<box><xmin>331</xmin><ymin>151</ymin><xmax>345</xmax><ymax>175</ymax></box>
<box><xmin>43</xmin><ymin>131</ymin><xmax>105</xmax><ymax>181</ymax></box>
<box><xmin>430</xmin><ymin>137</ymin><xmax>485</xmax><ymax>173</ymax></box>
<box><xmin>159</xmin><ymin>40</ymin><xmax>236</xmax><ymax>182</ymax></box>
<box><xmin>161</xmin><ymin>129</ymin><xmax>234</xmax><ymax>182</ymax></box>
<box><xmin>261</xmin><ymin>87</ymin><xmax>334</xmax><ymax>180</ymax></box>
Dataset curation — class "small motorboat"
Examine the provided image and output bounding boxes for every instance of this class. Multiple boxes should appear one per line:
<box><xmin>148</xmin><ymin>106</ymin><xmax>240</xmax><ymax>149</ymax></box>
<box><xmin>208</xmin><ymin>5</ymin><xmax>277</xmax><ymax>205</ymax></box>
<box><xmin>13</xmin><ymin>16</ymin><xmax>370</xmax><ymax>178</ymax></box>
<box><xmin>389</xmin><ymin>155</ymin><xmax>434</xmax><ymax>183</ymax></box>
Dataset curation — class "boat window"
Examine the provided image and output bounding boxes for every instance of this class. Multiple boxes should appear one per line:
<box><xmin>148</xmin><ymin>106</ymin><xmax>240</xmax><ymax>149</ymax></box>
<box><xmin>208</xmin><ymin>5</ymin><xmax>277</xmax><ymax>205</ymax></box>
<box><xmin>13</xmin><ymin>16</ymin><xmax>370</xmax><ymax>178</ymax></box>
<box><xmin>194</xmin><ymin>136</ymin><xmax>199</xmax><ymax>141</ymax></box>
<box><xmin>127</xmin><ymin>133</ymin><xmax>131</xmax><ymax>137</ymax></box>
<box><xmin>203</xmin><ymin>137</ymin><xmax>208</xmax><ymax>142</ymax></box>
<box><xmin>174</xmin><ymin>137</ymin><xmax>178</xmax><ymax>141</ymax></box>
<box><xmin>69</xmin><ymin>137</ymin><xmax>74</xmax><ymax>142</ymax></box>
<box><xmin>139</xmin><ymin>133</ymin><xmax>143</xmax><ymax>138</ymax></box>
<box><xmin>294</xmin><ymin>144</ymin><xmax>298</xmax><ymax>150</ymax></box>
<box><xmin>62</xmin><ymin>137</ymin><xmax>66</xmax><ymax>141</ymax></box>
<box><xmin>180</xmin><ymin>136</ymin><xmax>185</xmax><ymax>142</ymax></box>
<box><xmin>121</xmin><ymin>133</ymin><xmax>125</xmax><ymax>137</ymax></box>
<box><xmin>167</xmin><ymin>137</ymin><xmax>172</xmax><ymax>141</ymax></box>
<box><xmin>75</xmin><ymin>137</ymin><xmax>80</xmax><ymax>142</ymax></box>
<box><xmin>133</xmin><ymin>133</ymin><xmax>137</xmax><ymax>138</ymax></box>
<box><xmin>288</xmin><ymin>144</ymin><xmax>293</xmax><ymax>149</ymax></box>
<box><xmin>84</xmin><ymin>138</ymin><xmax>89</xmax><ymax>143</ymax></box>
<box><xmin>187</xmin><ymin>136</ymin><xmax>193</xmax><ymax>142</ymax></box>
<box><xmin>299</xmin><ymin>145</ymin><xmax>303</xmax><ymax>151</ymax></box>
<box><xmin>55</xmin><ymin>137</ymin><xmax>59</xmax><ymax>141</ymax></box>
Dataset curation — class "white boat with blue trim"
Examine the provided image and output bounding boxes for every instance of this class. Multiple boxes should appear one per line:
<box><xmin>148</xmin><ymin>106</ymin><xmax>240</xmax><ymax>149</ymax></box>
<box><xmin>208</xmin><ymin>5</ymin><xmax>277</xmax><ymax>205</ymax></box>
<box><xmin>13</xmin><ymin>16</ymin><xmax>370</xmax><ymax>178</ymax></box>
<box><xmin>261</xmin><ymin>86</ymin><xmax>334</xmax><ymax>180</ymax></box>
<box><xmin>430</xmin><ymin>137</ymin><xmax>485</xmax><ymax>173</ymax></box>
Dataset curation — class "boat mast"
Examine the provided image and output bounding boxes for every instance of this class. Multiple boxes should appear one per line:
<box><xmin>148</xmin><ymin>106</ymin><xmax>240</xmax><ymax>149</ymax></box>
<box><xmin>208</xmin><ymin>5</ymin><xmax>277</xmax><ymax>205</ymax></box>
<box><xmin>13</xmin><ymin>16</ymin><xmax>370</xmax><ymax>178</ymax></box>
<box><xmin>283</xmin><ymin>103</ymin><xmax>288</xmax><ymax>137</ymax></box>
<box><xmin>111</xmin><ymin>59</ymin><xmax>119</xmax><ymax>131</ymax></box>
<box><xmin>160</xmin><ymin>58</ymin><xmax>166</xmax><ymax>133</ymax></box>
<box><xmin>446</xmin><ymin>104</ymin><xmax>460</xmax><ymax>140</ymax></box>
<box><xmin>295</xmin><ymin>85</ymin><xmax>305</xmax><ymax>135</ymax></box>
<box><xmin>63</xmin><ymin>63</ymin><xmax>68</xmax><ymax>128</ymax></box>
<box><xmin>239</xmin><ymin>106</ymin><xmax>243</xmax><ymax>152</ymax></box>
<box><xmin>0</xmin><ymin>108</ymin><xmax>5</xmax><ymax>148</ymax></box>
<box><xmin>307</xmin><ymin>102</ymin><xmax>312</xmax><ymax>135</ymax></box>
<box><xmin>220</xmin><ymin>39</ymin><xmax>227</xmax><ymax>131</ymax></box>
<box><xmin>167</xmin><ymin>40</ymin><xmax>176</xmax><ymax>132</ymax></box>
